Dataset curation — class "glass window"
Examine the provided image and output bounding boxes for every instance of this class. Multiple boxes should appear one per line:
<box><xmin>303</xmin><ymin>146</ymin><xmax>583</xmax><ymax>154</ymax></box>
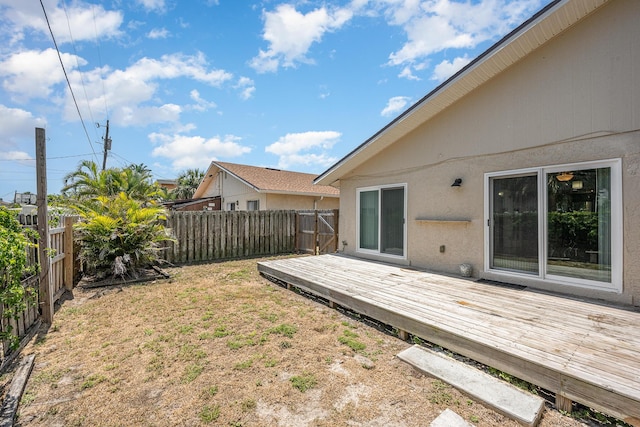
<box><xmin>247</xmin><ymin>200</ymin><xmax>259</xmax><ymax>211</ymax></box>
<box><xmin>357</xmin><ymin>185</ymin><xmax>405</xmax><ymax>257</ymax></box>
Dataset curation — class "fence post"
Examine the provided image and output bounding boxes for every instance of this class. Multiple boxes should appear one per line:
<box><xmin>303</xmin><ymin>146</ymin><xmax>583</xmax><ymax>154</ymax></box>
<box><xmin>63</xmin><ymin>217</ymin><xmax>74</xmax><ymax>291</ymax></box>
<box><xmin>314</xmin><ymin>210</ymin><xmax>319</xmax><ymax>255</ymax></box>
<box><xmin>36</xmin><ymin>127</ymin><xmax>53</xmax><ymax>324</ymax></box>
<box><xmin>333</xmin><ymin>209</ymin><xmax>339</xmax><ymax>253</ymax></box>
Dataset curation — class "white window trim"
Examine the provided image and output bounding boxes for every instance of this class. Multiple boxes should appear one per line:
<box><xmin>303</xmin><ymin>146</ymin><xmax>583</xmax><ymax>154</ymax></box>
<box><xmin>484</xmin><ymin>159</ymin><xmax>622</xmax><ymax>293</ymax></box>
<box><xmin>356</xmin><ymin>183</ymin><xmax>408</xmax><ymax>260</ymax></box>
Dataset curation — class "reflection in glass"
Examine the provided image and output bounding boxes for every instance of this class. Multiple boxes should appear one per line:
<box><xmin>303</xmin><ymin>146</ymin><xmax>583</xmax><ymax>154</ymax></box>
<box><xmin>547</xmin><ymin>168</ymin><xmax>611</xmax><ymax>282</ymax></box>
<box><xmin>491</xmin><ymin>175</ymin><xmax>539</xmax><ymax>274</ymax></box>
<box><xmin>381</xmin><ymin>188</ymin><xmax>404</xmax><ymax>256</ymax></box>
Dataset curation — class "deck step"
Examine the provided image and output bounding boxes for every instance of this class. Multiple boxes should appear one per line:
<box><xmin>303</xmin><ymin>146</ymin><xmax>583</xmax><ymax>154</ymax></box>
<box><xmin>398</xmin><ymin>345</ymin><xmax>545</xmax><ymax>427</ymax></box>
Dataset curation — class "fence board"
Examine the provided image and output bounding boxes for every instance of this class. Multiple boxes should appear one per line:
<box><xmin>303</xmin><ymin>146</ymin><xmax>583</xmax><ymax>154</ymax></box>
<box><xmin>295</xmin><ymin>210</ymin><xmax>338</xmax><ymax>254</ymax></box>
<box><xmin>163</xmin><ymin>211</ymin><xmax>298</xmax><ymax>264</ymax></box>
<box><xmin>1</xmin><ymin>215</ymin><xmax>79</xmax><ymax>364</ymax></box>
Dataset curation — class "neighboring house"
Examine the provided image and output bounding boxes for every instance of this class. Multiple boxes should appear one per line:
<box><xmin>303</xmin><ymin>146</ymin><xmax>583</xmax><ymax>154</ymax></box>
<box><xmin>193</xmin><ymin>161</ymin><xmax>339</xmax><ymax>211</ymax></box>
<box><xmin>155</xmin><ymin>179</ymin><xmax>177</xmax><ymax>191</ymax></box>
<box><xmin>14</xmin><ymin>192</ymin><xmax>37</xmax><ymax>205</ymax></box>
<box><xmin>315</xmin><ymin>0</ymin><xmax>640</xmax><ymax>307</ymax></box>
<box><xmin>164</xmin><ymin>197</ymin><xmax>220</xmax><ymax>212</ymax></box>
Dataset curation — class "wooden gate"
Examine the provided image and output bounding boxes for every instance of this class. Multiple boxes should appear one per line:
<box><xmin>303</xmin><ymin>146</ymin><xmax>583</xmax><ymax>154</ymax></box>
<box><xmin>295</xmin><ymin>210</ymin><xmax>338</xmax><ymax>255</ymax></box>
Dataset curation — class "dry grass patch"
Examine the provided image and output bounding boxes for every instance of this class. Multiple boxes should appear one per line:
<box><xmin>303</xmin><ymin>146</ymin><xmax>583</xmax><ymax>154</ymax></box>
<box><xmin>15</xmin><ymin>257</ymin><xmax>585</xmax><ymax>426</ymax></box>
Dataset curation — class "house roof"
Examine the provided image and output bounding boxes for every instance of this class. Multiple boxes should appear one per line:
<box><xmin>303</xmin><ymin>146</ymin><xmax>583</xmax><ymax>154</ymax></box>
<box><xmin>314</xmin><ymin>0</ymin><xmax>610</xmax><ymax>187</ymax></box>
<box><xmin>193</xmin><ymin>161</ymin><xmax>340</xmax><ymax>199</ymax></box>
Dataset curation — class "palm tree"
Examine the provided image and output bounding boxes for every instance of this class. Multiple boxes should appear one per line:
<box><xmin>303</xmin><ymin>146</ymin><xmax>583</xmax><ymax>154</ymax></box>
<box><xmin>62</xmin><ymin>161</ymin><xmax>161</xmax><ymax>204</ymax></box>
<box><xmin>172</xmin><ymin>168</ymin><xmax>205</xmax><ymax>200</ymax></box>
<box><xmin>62</xmin><ymin>160</ymin><xmax>105</xmax><ymax>199</ymax></box>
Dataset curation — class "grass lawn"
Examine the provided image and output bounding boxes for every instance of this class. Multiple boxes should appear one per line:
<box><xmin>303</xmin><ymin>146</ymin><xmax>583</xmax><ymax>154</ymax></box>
<box><xmin>13</xmin><ymin>257</ymin><xmax>586</xmax><ymax>426</ymax></box>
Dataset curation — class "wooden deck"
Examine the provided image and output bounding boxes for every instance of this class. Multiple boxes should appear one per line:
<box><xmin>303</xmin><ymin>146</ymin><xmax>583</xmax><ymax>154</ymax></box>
<box><xmin>257</xmin><ymin>254</ymin><xmax>640</xmax><ymax>426</ymax></box>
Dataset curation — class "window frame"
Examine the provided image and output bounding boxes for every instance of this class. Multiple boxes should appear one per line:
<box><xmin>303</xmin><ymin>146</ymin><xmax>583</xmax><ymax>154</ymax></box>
<box><xmin>247</xmin><ymin>200</ymin><xmax>259</xmax><ymax>211</ymax></box>
<box><xmin>484</xmin><ymin>159</ymin><xmax>622</xmax><ymax>292</ymax></box>
<box><xmin>356</xmin><ymin>183</ymin><xmax>407</xmax><ymax>259</ymax></box>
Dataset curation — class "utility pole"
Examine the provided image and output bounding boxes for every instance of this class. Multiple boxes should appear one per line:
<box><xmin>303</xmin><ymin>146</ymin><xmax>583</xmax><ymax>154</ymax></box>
<box><xmin>100</xmin><ymin>119</ymin><xmax>111</xmax><ymax>171</ymax></box>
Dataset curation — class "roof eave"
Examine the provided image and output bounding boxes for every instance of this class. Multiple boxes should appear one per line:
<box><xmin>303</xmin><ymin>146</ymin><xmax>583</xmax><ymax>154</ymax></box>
<box><xmin>262</xmin><ymin>190</ymin><xmax>339</xmax><ymax>198</ymax></box>
<box><xmin>192</xmin><ymin>161</ymin><xmax>216</xmax><ymax>199</ymax></box>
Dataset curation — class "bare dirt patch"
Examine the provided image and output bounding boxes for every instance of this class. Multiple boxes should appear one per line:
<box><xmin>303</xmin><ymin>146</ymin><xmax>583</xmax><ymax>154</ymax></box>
<box><xmin>12</xmin><ymin>257</ymin><xmax>587</xmax><ymax>426</ymax></box>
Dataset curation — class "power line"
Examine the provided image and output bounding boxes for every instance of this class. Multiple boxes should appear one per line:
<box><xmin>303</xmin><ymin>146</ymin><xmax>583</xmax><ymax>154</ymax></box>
<box><xmin>109</xmin><ymin>151</ymin><xmax>135</xmax><ymax>167</ymax></box>
<box><xmin>61</xmin><ymin>0</ymin><xmax>99</xmax><ymax>141</ymax></box>
<box><xmin>0</xmin><ymin>153</ymin><xmax>95</xmax><ymax>161</ymax></box>
<box><xmin>0</xmin><ymin>169</ymin><xmax>68</xmax><ymax>175</ymax></box>
<box><xmin>39</xmin><ymin>0</ymin><xmax>99</xmax><ymax>164</ymax></box>
<box><xmin>92</xmin><ymin>3</ymin><xmax>110</xmax><ymax>120</ymax></box>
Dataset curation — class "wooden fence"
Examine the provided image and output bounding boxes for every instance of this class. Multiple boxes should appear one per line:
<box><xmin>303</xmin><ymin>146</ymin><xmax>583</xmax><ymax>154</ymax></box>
<box><xmin>1</xmin><ymin>215</ymin><xmax>78</xmax><ymax>367</ymax></box>
<box><xmin>163</xmin><ymin>210</ymin><xmax>297</xmax><ymax>264</ymax></box>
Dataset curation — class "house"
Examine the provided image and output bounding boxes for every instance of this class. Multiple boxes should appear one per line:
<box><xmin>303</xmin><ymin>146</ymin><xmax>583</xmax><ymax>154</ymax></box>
<box><xmin>155</xmin><ymin>179</ymin><xmax>177</xmax><ymax>191</ymax></box>
<box><xmin>164</xmin><ymin>197</ymin><xmax>220</xmax><ymax>212</ymax></box>
<box><xmin>193</xmin><ymin>161</ymin><xmax>339</xmax><ymax>211</ymax></box>
<box><xmin>314</xmin><ymin>0</ymin><xmax>640</xmax><ymax>307</ymax></box>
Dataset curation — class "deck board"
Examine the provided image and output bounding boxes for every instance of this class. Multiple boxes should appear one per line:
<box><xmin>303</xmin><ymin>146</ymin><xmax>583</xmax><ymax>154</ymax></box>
<box><xmin>257</xmin><ymin>254</ymin><xmax>640</xmax><ymax>424</ymax></box>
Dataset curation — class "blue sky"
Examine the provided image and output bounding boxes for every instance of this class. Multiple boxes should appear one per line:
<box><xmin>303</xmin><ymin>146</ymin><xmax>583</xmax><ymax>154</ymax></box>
<box><xmin>0</xmin><ymin>0</ymin><xmax>546</xmax><ymax>200</ymax></box>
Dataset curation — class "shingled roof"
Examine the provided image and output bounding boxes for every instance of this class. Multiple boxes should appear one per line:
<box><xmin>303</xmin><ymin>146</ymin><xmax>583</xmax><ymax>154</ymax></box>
<box><xmin>195</xmin><ymin>161</ymin><xmax>339</xmax><ymax>198</ymax></box>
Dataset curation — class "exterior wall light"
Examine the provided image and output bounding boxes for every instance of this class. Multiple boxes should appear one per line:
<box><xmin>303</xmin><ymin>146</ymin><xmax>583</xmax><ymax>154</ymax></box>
<box><xmin>451</xmin><ymin>178</ymin><xmax>462</xmax><ymax>187</ymax></box>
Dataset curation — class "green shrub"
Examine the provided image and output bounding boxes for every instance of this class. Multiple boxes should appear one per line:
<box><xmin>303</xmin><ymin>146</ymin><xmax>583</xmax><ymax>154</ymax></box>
<box><xmin>73</xmin><ymin>193</ymin><xmax>173</xmax><ymax>278</ymax></box>
<box><xmin>0</xmin><ymin>207</ymin><xmax>39</xmax><ymax>347</ymax></box>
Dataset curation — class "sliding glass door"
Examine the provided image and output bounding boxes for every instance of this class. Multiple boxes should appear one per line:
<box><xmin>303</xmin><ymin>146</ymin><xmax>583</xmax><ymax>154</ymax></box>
<box><xmin>487</xmin><ymin>160</ymin><xmax>621</xmax><ymax>291</ymax></box>
<box><xmin>358</xmin><ymin>185</ymin><xmax>406</xmax><ymax>257</ymax></box>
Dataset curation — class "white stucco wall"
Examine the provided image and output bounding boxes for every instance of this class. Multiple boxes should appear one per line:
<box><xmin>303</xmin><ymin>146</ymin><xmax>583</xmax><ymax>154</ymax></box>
<box><xmin>265</xmin><ymin>193</ymin><xmax>339</xmax><ymax>211</ymax></box>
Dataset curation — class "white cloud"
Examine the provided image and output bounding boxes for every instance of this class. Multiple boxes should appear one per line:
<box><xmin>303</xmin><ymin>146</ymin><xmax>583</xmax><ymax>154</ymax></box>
<box><xmin>431</xmin><ymin>55</ymin><xmax>471</xmax><ymax>81</ymax></box>
<box><xmin>273</xmin><ymin>153</ymin><xmax>338</xmax><ymax>170</ymax></box>
<box><xmin>0</xmin><ymin>150</ymin><xmax>31</xmax><ymax>161</ymax></box>
<box><xmin>0</xmin><ymin>50</ymin><xmax>235</xmax><ymax>127</ymax></box>
<box><xmin>136</xmin><ymin>0</ymin><xmax>167</xmax><ymax>13</ymax></box>
<box><xmin>150</xmin><ymin>132</ymin><xmax>252</xmax><ymax>170</ymax></box>
<box><xmin>124</xmin><ymin>52</ymin><xmax>233</xmax><ymax>86</ymax></box>
<box><xmin>0</xmin><ymin>105</ymin><xmax>46</xmax><ymax>150</ymax></box>
<box><xmin>381</xmin><ymin>0</ymin><xmax>543</xmax><ymax>79</ymax></box>
<box><xmin>381</xmin><ymin>96</ymin><xmax>411</xmax><ymax>117</ymax></box>
<box><xmin>147</xmin><ymin>28</ymin><xmax>169</xmax><ymax>39</ymax></box>
<box><xmin>0</xmin><ymin>105</ymin><xmax>45</xmax><ymax>162</ymax></box>
<box><xmin>266</xmin><ymin>131</ymin><xmax>340</xmax><ymax>155</ymax></box>
<box><xmin>115</xmin><ymin>104</ymin><xmax>182</xmax><ymax>127</ymax></box>
<box><xmin>250</xmin><ymin>4</ymin><xmax>353</xmax><ymax>73</ymax></box>
<box><xmin>189</xmin><ymin>89</ymin><xmax>217</xmax><ymax>112</ymax></box>
<box><xmin>0</xmin><ymin>48</ymin><xmax>234</xmax><ymax>127</ymax></box>
<box><xmin>0</xmin><ymin>49</ymin><xmax>84</xmax><ymax>101</ymax></box>
<box><xmin>235</xmin><ymin>77</ymin><xmax>255</xmax><ymax>100</ymax></box>
<box><xmin>265</xmin><ymin>131</ymin><xmax>340</xmax><ymax>169</ymax></box>
<box><xmin>398</xmin><ymin>66</ymin><xmax>419</xmax><ymax>81</ymax></box>
<box><xmin>0</xmin><ymin>0</ymin><xmax>123</xmax><ymax>44</ymax></box>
